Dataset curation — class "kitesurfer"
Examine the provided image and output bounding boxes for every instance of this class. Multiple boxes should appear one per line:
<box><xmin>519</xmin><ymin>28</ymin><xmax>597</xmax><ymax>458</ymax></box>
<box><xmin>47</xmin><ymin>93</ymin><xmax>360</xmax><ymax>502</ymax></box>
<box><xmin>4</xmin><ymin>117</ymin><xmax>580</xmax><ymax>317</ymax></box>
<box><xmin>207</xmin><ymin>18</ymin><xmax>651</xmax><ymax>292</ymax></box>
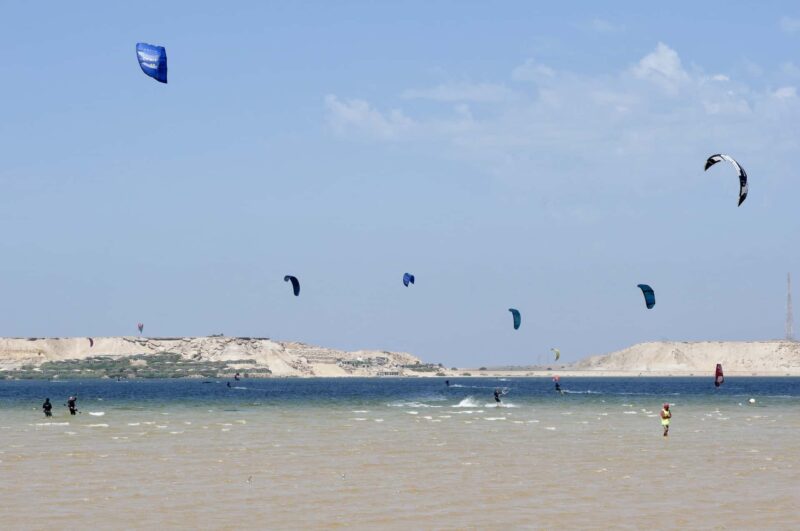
<box><xmin>494</xmin><ymin>388</ymin><xmax>502</xmax><ymax>404</ymax></box>
<box><xmin>554</xmin><ymin>380</ymin><xmax>562</xmax><ymax>394</ymax></box>
<box><xmin>42</xmin><ymin>398</ymin><xmax>52</xmax><ymax>417</ymax></box>
<box><xmin>660</xmin><ymin>403</ymin><xmax>671</xmax><ymax>437</ymax></box>
<box><xmin>445</xmin><ymin>380</ymin><xmax>450</xmax><ymax>387</ymax></box>
<box><xmin>234</xmin><ymin>372</ymin><xmax>240</xmax><ymax>381</ymax></box>
<box><xmin>227</xmin><ymin>382</ymin><xmax>231</xmax><ymax>388</ymax></box>
<box><xmin>67</xmin><ymin>396</ymin><xmax>78</xmax><ymax>416</ymax></box>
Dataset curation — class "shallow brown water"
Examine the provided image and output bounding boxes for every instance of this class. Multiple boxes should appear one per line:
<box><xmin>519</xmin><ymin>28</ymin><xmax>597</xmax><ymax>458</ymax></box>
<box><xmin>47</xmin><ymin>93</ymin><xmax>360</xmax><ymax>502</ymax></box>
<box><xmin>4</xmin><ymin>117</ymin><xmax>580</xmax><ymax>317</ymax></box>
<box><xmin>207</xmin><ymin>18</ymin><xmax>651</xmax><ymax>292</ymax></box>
<box><xmin>1</xmin><ymin>402</ymin><xmax>798</xmax><ymax>529</ymax></box>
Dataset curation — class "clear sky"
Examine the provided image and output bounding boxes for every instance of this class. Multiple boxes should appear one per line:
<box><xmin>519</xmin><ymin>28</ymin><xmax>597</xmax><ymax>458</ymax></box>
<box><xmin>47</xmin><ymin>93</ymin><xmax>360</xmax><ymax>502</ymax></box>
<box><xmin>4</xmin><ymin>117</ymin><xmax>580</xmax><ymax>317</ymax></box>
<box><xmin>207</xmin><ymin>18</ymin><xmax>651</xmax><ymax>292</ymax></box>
<box><xmin>1</xmin><ymin>1</ymin><xmax>798</xmax><ymax>366</ymax></box>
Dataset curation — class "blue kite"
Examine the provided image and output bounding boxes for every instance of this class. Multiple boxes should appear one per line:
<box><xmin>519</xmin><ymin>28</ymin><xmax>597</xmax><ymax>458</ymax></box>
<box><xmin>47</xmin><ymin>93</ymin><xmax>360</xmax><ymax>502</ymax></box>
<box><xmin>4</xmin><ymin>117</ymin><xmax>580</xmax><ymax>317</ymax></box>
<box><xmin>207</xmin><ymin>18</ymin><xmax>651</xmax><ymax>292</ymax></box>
<box><xmin>637</xmin><ymin>284</ymin><xmax>655</xmax><ymax>309</ymax></box>
<box><xmin>136</xmin><ymin>43</ymin><xmax>167</xmax><ymax>83</ymax></box>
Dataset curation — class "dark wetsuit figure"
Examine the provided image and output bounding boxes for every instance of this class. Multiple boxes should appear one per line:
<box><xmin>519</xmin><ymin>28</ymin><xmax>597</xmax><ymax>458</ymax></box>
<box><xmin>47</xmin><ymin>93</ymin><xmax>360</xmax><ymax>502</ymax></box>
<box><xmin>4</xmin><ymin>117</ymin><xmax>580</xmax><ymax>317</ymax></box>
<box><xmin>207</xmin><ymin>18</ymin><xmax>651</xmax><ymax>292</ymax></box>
<box><xmin>67</xmin><ymin>396</ymin><xmax>77</xmax><ymax>416</ymax></box>
<box><xmin>494</xmin><ymin>389</ymin><xmax>502</xmax><ymax>403</ymax></box>
<box><xmin>555</xmin><ymin>382</ymin><xmax>562</xmax><ymax>393</ymax></box>
<box><xmin>445</xmin><ymin>380</ymin><xmax>450</xmax><ymax>387</ymax></box>
<box><xmin>42</xmin><ymin>398</ymin><xmax>52</xmax><ymax>417</ymax></box>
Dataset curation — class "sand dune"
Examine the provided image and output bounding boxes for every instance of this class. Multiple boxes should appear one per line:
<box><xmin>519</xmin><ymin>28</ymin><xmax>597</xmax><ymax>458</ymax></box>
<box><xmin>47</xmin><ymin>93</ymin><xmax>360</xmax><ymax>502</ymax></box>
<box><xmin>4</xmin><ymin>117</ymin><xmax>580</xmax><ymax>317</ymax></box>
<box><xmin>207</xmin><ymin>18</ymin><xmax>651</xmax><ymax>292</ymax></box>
<box><xmin>0</xmin><ymin>336</ymin><xmax>420</xmax><ymax>377</ymax></box>
<box><xmin>571</xmin><ymin>340</ymin><xmax>800</xmax><ymax>375</ymax></box>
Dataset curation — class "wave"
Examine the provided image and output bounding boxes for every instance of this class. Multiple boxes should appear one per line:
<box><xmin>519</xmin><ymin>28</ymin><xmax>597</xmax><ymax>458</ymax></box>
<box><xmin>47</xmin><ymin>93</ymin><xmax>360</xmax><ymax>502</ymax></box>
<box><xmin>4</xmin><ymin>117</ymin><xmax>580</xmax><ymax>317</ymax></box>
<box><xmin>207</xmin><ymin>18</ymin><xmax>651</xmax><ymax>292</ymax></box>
<box><xmin>453</xmin><ymin>397</ymin><xmax>482</xmax><ymax>408</ymax></box>
<box><xmin>453</xmin><ymin>396</ymin><xmax>518</xmax><ymax>408</ymax></box>
<box><xmin>88</xmin><ymin>412</ymin><xmax>105</xmax><ymax>416</ymax></box>
<box><xmin>387</xmin><ymin>401</ymin><xmax>442</xmax><ymax>408</ymax></box>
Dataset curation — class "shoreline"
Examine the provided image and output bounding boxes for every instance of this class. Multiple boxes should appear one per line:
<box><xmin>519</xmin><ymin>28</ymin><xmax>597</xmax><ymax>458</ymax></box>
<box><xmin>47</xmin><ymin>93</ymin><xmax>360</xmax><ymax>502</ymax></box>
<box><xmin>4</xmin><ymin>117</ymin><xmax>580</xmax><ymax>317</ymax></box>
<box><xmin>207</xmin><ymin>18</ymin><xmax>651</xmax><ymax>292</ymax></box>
<box><xmin>3</xmin><ymin>371</ymin><xmax>799</xmax><ymax>380</ymax></box>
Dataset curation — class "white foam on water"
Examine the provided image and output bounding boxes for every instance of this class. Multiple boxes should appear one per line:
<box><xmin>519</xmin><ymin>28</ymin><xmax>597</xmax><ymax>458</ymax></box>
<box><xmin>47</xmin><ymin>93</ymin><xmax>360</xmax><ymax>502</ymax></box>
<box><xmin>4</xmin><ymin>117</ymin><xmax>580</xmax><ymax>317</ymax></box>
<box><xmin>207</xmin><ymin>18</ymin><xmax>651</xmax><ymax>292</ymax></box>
<box><xmin>545</xmin><ymin>427</ymin><xmax>557</xmax><ymax>430</ymax></box>
<box><xmin>169</xmin><ymin>431</ymin><xmax>184</xmax><ymax>435</ymax></box>
<box><xmin>453</xmin><ymin>397</ymin><xmax>482</xmax><ymax>408</ymax></box>
<box><xmin>88</xmin><ymin>412</ymin><xmax>105</xmax><ymax>416</ymax></box>
<box><xmin>236</xmin><ymin>420</ymin><xmax>246</xmax><ymax>424</ymax></box>
<box><xmin>527</xmin><ymin>420</ymin><xmax>539</xmax><ymax>423</ymax></box>
<box><xmin>89</xmin><ymin>424</ymin><xmax>109</xmax><ymax>428</ymax></box>
<box><xmin>351</xmin><ymin>418</ymin><xmax>367</xmax><ymax>421</ymax></box>
<box><xmin>406</xmin><ymin>411</ymin><xmax>418</xmax><ymax>415</ymax></box>
<box><xmin>484</xmin><ymin>417</ymin><xmax>506</xmax><ymax>421</ymax></box>
<box><xmin>438</xmin><ymin>415</ymin><xmax>451</xmax><ymax>419</ymax></box>
<box><xmin>623</xmin><ymin>411</ymin><xmax>638</xmax><ymax>414</ymax></box>
<box><xmin>64</xmin><ymin>431</ymin><xmax>76</xmax><ymax>435</ymax></box>
<box><xmin>388</xmin><ymin>401</ymin><xmax>441</xmax><ymax>408</ymax></box>
<box><xmin>423</xmin><ymin>416</ymin><xmax>433</xmax><ymax>420</ymax></box>
<box><xmin>221</xmin><ymin>428</ymin><xmax>231</xmax><ymax>432</ymax></box>
<box><xmin>156</xmin><ymin>425</ymin><xmax>168</xmax><ymax>429</ymax></box>
<box><xmin>36</xmin><ymin>422</ymin><xmax>70</xmax><ymax>426</ymax></box>
<box><xmin>374</xmin><ymin>419</ymin><xmax>384</xmax><ymax>422</ymax></box>
<box><xmin>127</xmin><ymin>423</ymin><xmax>140</xmax><ymax>426</ymax></box>
<box><xmin>513</xmin><ymin>421</ymin><xmax>524</xmax><ymax>424</ymax></box>
<box><xmin>351</xmin><ymin>410</ymin><xmax>369</xmax><ymax>413</ymax></box>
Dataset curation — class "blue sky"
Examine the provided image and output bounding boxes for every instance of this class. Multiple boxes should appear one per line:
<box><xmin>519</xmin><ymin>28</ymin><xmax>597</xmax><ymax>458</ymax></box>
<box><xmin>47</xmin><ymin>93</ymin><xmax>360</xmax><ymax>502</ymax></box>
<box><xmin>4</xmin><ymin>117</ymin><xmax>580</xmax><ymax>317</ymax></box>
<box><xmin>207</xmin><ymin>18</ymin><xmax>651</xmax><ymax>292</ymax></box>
<box><xmin>1</xmin><ymin>1</ymin><xmax>798</xmax><ymax>366</ymax></box>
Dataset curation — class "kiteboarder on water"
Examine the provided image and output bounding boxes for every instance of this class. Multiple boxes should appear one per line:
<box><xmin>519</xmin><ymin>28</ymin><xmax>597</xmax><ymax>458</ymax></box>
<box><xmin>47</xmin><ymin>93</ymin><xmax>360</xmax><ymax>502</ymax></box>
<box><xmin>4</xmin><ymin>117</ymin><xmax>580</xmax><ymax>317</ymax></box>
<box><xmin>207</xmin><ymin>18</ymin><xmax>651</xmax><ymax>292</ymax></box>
<box><xmin>493</xmin><ymin>388</ymin><xmax>504</xmax><ymax>405</ymax></box>
<box><xmin>660</xmin><ymin>403</ymin><xmax>671</xmax><ymax>437</ymax></box>
<box><xmin>42</xmin><ymin>398</ymin><xmax>52</xmax><ymax>417</ymax></box>
<box><xmin>67</xmin><ymin>396</ymin><xmax>78</xmax><ymax>416</ymax></box>
<box><xmin>445</xmin><ymin>380</ymin><xmax>450</xmax><ymax>388</ymax></box>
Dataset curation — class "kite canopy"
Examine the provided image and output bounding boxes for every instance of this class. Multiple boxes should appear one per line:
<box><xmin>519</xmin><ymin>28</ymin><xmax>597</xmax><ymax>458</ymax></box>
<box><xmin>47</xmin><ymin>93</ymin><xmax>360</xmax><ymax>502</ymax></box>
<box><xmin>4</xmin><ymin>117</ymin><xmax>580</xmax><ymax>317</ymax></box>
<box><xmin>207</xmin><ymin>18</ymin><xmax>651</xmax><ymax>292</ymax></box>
<box><xmin>715</xmin><ymin>363</ymin><xmax>724</xmax><ymax>388</ymax></box>
<box><xmin>88</xmin><ymin>337</ymin><xmax>94</xmax><ymax>348</ymax></box>
<box><xmin>136</xmin><ymin>42</ymin><xmax>168</xmax><ymax>83</ymax></box>
<box><xmin>284</xmin><ymin>275</ymin><xmax>300</xmax><ymax>296</ymax></box>
<box><xmin>704</xmin><ymin>154</ymin><xmax>748</xmax><ymax>206</ymax></box>
<box><xmin>137</xmin><ymin>323</ymin><xmax>144</xmax><ymax>333</ymax></box>
<box><xmin>402</xmin><ymin>273</ymin><xmax>415</xmax><ymax>287</ymax></box>
<box><xmin>551</xmin><ymin>347</ymin><xmax>560</xmax><ymax>361</ymax></box>
<box><xmin>508</xmin><ymin>308</ymin><xmax>521</xmax><ymax>330</ymax></box>
<box><xmin>637</xmin><ymin>284</ymin><xmax>656</xmax><ymax>309</ymax></box>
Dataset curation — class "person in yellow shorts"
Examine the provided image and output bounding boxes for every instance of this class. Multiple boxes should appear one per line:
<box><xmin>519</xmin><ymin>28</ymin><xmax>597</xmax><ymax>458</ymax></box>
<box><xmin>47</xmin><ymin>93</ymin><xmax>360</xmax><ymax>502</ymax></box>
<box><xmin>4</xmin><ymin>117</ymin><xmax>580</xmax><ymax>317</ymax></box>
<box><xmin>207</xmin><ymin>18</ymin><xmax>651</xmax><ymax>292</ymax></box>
<box><xmin>660</xmin><ymin>403</ymin><xmax>672</xmax><ymax>437</ymax></box>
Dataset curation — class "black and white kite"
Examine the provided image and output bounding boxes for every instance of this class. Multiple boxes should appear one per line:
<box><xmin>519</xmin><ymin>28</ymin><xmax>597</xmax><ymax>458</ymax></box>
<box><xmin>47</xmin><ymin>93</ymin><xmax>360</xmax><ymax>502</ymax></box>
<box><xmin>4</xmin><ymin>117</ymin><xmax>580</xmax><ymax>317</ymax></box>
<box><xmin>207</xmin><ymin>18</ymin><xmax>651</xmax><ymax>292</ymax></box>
<box><xmin>704</xmin><ymin>154</ymin><xmax>748</xmax><ymax>206</ymax></box>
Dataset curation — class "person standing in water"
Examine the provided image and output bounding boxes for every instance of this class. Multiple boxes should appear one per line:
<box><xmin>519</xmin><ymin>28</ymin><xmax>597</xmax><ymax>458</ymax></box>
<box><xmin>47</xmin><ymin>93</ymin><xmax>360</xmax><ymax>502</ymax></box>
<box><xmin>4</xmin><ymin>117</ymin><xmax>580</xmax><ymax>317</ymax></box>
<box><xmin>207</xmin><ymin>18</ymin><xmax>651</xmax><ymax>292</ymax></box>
<box><xmin>493</xmin><ymin>388</ymin><xmax>502</xmax><ymax>405</ymax></box>
<box><xmin>445</xmin><ymin>380</ymin><xmax>450</xmax><ymax>388</ymax></box>
<box><xmin>660</xmin><ymin>403</ymin><xmax>671</xmax><ymax>437</ymax></box>
<box><xmin>67</xmin><ymin>396</ymin><xmax>78</xmax><ymax>416</ymax></box>
<box><xmin>42</xmin><ymin>398</ymin><xmax>52</xmax><ymax>417</ymax></box>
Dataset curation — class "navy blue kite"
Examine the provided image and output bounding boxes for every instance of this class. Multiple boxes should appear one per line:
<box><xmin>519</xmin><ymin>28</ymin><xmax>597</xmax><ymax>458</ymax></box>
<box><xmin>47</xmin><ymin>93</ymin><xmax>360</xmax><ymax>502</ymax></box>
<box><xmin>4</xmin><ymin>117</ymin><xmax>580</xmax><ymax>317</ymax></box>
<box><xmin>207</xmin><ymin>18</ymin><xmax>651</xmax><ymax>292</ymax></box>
<box><xmin>637</xmin><ymin>284</ymin><xmax>655</xmax><ymax>309</ymax></box>
<box><xmin>403</xmin><ymin>273</ymin><xmax>415</xmax><ymax>287</ymax></box>
<box><xmin>508</xmin><ymin>308</ymin><xmax>521</xmax><ymax>330</ymax></box>
<box><xmin>284</xmin><ymin>275</ymin><xmax>300</xmax><ymax>296</ymax></box>
<box><xmin>136</xmin><ymin>43</ymin><xmax>167</xmax><ymax>84</ymax></box>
